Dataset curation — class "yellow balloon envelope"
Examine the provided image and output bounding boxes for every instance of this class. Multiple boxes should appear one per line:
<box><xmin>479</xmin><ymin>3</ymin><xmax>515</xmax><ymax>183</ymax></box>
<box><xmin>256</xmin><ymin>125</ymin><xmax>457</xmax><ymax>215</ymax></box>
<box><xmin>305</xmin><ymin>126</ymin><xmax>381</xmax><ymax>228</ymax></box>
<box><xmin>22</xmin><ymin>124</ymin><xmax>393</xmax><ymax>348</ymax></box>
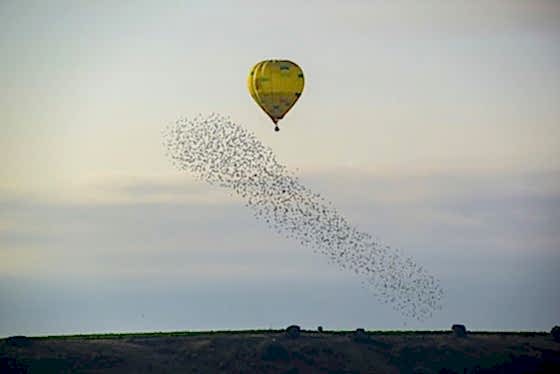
<box><xmin>247</xmin><ymin>60</ymin><xmax>304</xmax><ymax>131</ymax></box>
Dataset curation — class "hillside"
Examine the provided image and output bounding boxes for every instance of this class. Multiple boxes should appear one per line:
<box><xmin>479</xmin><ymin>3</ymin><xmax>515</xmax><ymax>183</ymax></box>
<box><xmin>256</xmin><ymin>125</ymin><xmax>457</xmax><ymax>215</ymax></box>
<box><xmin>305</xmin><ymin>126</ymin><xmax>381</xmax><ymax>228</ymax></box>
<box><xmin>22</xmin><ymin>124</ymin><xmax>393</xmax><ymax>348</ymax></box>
<box><xmin>1</xmin><ymin>330</ymin><xmax>559</xmax><ymax>373</ymax></box>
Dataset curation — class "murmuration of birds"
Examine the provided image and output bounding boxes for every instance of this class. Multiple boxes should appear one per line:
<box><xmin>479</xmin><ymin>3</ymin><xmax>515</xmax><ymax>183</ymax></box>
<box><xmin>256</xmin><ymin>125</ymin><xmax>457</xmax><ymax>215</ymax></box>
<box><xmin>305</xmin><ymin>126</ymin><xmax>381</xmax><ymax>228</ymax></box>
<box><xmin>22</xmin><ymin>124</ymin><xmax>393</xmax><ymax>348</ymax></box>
<box><xmin>162</xmin><ymin>113</ymin><xmax>444</xmax><ymax>321</ymax></box>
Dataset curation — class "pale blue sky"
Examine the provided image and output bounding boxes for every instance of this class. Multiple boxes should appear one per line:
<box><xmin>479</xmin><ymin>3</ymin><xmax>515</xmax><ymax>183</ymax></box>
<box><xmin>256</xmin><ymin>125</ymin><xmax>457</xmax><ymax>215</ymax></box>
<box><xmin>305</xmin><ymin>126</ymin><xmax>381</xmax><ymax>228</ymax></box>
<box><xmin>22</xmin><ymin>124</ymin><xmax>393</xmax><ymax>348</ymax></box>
<box><xmin>1</xmin><ymin>0</ymin><xmax>559</xmax><ymax>336</ymax></box>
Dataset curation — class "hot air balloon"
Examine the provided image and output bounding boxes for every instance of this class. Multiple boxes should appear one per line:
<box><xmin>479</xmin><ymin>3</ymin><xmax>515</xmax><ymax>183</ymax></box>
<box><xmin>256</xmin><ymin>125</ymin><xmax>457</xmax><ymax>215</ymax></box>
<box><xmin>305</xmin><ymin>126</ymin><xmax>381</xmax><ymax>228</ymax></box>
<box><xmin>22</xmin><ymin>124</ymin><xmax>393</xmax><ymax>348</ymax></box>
<box><xmin>247</xmin><ymin>59</ymin><xmax>304</xmax><ymax>132</ymax></box>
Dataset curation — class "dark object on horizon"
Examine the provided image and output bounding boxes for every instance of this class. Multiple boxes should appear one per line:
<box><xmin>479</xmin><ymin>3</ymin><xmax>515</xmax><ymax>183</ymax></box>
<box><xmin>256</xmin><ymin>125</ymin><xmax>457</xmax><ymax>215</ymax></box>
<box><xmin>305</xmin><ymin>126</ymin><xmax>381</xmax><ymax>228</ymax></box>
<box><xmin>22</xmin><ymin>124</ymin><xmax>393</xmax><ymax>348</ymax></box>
<box><xmin>353</xmin><ymin>328</ymin><xmax>370</xmax><ymax>343</ymax></box>
<box><xmin>452</xmin><ymin>324</ymin><xmax>467</xmax><ymax>337</ymax></box>
<box><xmin>317</xmin><ymin>326</ymin><xmax>323</xmax><ymax>333</ymax></box>
<box><xmin>552</xmin><ymin>326</ymin><xmax>560</xmax><ymax>342</ymax></box>
<box><xmin>261</xmin><ymin>342</ymin><xmax>290</xmax><ymax>361</ymax></box>
<box><xmin>5</xmin><ymin>336</ymin><xmax>31</xmax><ymax>348</ymax></box>
<box><xmin>286</xmin><ymin>325</ymin><xmax>301</xmax><ymax>339</ymax></box>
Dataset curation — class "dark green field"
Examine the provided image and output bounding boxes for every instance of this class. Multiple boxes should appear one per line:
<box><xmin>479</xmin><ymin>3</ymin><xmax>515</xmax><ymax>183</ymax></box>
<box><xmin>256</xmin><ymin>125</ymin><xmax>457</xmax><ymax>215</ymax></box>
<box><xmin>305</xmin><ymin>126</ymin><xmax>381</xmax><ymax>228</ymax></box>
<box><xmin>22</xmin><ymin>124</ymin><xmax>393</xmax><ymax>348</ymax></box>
<box><xmin>2</xmin><ymin>330</ymin><xmax>559</xmax><ymax>373</ymax></box>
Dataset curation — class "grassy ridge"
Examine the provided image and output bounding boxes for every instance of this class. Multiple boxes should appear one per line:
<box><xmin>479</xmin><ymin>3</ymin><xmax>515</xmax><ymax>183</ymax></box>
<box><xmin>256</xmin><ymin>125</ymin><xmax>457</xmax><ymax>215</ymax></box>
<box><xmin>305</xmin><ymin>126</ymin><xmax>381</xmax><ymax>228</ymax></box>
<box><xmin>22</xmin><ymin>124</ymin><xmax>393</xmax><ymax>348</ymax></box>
<box><xmin>22</xmin><ymin>329</ymin><xmax>549</xmax><ymax>340</ymax></box>
<box><xmin>2</xmin><ymin>329</ymin><xmax>557</xmax><ymax>372</ymax></box>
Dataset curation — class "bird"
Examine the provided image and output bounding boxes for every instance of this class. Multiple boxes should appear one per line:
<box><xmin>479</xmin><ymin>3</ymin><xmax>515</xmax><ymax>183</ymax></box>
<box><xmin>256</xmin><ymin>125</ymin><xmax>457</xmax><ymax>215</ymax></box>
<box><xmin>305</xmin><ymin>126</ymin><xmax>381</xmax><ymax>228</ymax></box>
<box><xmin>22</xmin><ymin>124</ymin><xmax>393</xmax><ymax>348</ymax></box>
<box><xmin>163</xmin><ymin>113</ymin><xmax>444</xmax><ymax>321</ymax></box>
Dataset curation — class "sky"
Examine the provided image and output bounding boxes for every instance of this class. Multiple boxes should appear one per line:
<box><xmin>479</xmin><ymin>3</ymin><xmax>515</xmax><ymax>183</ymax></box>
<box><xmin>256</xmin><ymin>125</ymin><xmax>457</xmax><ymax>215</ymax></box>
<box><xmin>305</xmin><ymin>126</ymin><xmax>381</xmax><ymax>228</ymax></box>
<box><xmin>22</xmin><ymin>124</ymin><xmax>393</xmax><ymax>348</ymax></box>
<box><xmin>1</xmin><ymin>0</ymin><xmax>559</xmax><ymax>337</ymax></box>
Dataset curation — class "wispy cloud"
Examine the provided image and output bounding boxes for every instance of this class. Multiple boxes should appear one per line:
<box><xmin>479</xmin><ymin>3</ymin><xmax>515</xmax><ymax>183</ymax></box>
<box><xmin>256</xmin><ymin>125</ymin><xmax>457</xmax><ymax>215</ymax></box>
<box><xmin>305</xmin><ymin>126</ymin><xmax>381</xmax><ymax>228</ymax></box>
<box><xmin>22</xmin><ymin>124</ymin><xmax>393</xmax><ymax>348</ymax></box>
<box><xmin>86</xmin><ymin>174</ymin><xmax>239</xmax><ymax>205</ymax></box>
<box><xmin>2</xmin><ymin>168</ymin><xmax>558</xmax><ymax>274</ymax></box>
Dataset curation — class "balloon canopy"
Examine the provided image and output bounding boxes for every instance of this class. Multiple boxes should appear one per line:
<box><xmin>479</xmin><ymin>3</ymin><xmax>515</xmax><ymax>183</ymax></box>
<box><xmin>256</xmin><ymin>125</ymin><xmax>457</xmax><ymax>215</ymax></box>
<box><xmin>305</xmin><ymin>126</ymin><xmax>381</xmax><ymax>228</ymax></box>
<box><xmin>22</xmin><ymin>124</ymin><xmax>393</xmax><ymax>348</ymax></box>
<box><xmin>247</xmin><ymin>60</ymin><xmax>304</xmax><ymax>131</ymax></box>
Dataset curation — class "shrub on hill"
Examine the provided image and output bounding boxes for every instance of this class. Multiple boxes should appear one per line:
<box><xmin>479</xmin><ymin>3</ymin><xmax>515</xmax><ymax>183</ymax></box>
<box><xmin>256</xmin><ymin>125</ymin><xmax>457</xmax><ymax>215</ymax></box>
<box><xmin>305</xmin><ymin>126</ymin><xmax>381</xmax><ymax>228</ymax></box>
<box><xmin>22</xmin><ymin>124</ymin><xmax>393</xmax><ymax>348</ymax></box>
<box><xmin>353</xmin><ymin>328</ymin><xmax>370</xmax><ymax>343</ymax></box>
<box><xmin>551</xmin><ymin>325</ymin><xmax>560</xmax><ymax>342</ymax></box>
<box><xmin>452</xmin><ymin>324</ymin><xmax>467</xmax><ymax>337</ymax></box>
<box><xmin>286</xmin><ymin>325</ymin><xmax>301</xmax><ymax>339</ymax></box>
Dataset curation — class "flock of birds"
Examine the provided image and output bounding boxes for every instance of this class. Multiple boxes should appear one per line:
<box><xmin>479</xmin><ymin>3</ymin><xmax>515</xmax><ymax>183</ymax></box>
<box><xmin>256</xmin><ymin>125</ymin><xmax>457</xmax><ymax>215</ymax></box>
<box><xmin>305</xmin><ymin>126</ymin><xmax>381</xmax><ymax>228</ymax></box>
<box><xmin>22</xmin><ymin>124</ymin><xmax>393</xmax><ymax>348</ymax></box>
<box><xmin>163</xmin><ymin>113</ymin><xmax>444</xmax><ymax>321</ymax></box>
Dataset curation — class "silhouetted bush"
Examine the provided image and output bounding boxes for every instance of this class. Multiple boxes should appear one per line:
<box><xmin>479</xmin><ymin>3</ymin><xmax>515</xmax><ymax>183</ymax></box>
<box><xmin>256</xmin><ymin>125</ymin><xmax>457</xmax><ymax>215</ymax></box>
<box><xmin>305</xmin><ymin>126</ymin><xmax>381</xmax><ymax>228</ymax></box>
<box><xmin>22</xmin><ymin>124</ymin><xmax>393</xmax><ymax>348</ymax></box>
<box><xmin>317</xmin><ymin>326</ymin><xmax>323</xmax><ymax>333</ymax></box>
<box><xmin>451</xmin><ymin>324</ymin><xmax>467</xmax><ymax>338</ymax></box>
<box><xmin>286</xmin><ymin>325</ymin><xmax>301</xmax><ymax>339</ymax></box>
<box><xmin>551</xmin><ymin>325</ymin><xmax>560</xmax><ymax>342</ymax></box>
<box><xmin>353</xmin><ymin>328</ymin><xmax>370</xmax><ymax>343</ymax></box>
